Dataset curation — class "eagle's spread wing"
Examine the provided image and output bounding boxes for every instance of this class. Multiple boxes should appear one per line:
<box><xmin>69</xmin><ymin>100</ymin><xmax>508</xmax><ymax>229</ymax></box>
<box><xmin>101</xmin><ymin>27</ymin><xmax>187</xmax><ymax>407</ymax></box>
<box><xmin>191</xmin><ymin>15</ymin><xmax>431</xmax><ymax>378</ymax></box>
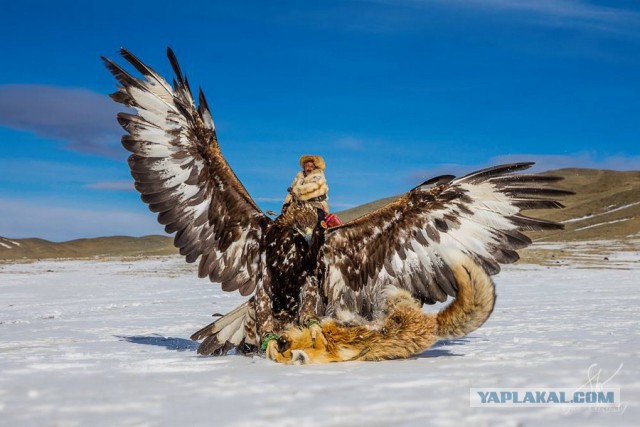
<box><xmin>103</xmin><ymin>48</ymin><xmax>268</xmax><ymax>296</ymax></box>
<box><xmin>323</xmin><ymin>163</ymin><xmax>571</xmax><ymax>308</ymax></box>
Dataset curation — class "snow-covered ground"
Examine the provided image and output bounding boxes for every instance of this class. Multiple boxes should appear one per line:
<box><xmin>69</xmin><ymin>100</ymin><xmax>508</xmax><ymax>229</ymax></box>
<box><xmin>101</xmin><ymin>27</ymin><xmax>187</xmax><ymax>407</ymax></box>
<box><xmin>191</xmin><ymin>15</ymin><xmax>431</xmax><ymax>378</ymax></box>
<box><xmin>1</xmin><ymin>249</ymin><xmax>638</xmax><ymax>426</ymax></box>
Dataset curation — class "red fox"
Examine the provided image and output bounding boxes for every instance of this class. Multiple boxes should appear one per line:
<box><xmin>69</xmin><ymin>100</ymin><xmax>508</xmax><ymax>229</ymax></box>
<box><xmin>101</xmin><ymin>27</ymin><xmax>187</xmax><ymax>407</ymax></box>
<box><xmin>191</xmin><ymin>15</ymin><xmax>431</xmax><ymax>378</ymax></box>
<box><xmin>266</xmin><ymin>256</ymin><xmax>496</xmax><ymax>364</ymax></box>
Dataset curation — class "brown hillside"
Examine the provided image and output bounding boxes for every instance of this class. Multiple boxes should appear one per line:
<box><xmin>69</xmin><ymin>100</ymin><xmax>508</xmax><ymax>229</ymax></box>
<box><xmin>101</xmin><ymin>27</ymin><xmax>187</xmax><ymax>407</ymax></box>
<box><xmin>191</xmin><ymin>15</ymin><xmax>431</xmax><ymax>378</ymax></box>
<box><xmin>524</xmin><ymin>168</ymin><xmax>640</xmax><ymax>242</ymax></box>
<box><xmin>2</xmin><ymin>168</ymin><xmax>638</xmax><ymax>261</ymax></box>
<box><xmin>0</xmin><ymin>235</ymin><xmax>175</xmax><ymax>260</ymax></box>
<box><xmin>336</xmin><ymin>196</ymin><xmax>399</xmax><ymax>223</ymax></box>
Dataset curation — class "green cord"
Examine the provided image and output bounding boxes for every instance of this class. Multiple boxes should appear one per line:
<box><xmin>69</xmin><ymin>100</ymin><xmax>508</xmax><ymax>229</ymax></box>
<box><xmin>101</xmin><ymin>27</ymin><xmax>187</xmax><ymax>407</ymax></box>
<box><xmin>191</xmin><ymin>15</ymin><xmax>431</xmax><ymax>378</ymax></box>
<box><xmin>307</xmin><ymin>320</ymin><xmax>320</xmax><ymax>328</ymax></box>
<box><xmin>261</xmin><ymin>333</ymin><xmax>280</xmax><ymax>351</ymax></box>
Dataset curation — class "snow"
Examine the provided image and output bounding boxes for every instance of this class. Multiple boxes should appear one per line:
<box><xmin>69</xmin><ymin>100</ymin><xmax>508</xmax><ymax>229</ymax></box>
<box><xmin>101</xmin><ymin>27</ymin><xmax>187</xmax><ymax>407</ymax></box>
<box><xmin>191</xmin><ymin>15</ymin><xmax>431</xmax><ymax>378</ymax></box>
<box><xmin>575</xmin><ymin>218</ymin><xmax>632</xmax><ymax>231</ymax></box>
<box><xmin>1</xmin><ymin>254</ymin><xmax>638</xmax><ymax>426</ymax></box>
<box><xmin>0</xmin><ymin>237</ymin><xmax>20</xmax><ymax>248</ymax></box>
<box><xmin>562</xmin><ymin>201</ymin><xmax>640</xmax><ymax>224</ymax></box>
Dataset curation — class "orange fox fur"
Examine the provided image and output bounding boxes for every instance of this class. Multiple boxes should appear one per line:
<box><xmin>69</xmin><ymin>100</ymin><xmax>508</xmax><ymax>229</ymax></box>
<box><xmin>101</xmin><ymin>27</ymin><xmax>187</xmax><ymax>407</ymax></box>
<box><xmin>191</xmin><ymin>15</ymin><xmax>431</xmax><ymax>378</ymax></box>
<box><xmin>266</xmin><ymin>257</ymin><xmax>496</xmax><ymax>364</ymax></box>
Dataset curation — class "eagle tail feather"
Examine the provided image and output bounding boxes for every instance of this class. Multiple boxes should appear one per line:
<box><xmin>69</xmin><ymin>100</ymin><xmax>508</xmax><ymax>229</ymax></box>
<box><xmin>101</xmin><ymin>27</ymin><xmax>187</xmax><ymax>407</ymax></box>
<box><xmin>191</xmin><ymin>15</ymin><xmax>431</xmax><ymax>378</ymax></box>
<box><xmin>191</xmin><ymin>299</ymin><xmax>258</xmax><ymax>355</ymax></box>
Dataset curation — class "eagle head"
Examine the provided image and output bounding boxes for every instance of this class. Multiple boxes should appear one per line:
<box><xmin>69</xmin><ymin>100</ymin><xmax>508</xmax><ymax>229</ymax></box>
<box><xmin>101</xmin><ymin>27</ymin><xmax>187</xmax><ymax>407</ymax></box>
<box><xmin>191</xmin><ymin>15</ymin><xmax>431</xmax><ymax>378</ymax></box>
<box><xmin>282</xmin><ymin>201</ymin><xmax>319</xmax><ymax>244</ymax></box>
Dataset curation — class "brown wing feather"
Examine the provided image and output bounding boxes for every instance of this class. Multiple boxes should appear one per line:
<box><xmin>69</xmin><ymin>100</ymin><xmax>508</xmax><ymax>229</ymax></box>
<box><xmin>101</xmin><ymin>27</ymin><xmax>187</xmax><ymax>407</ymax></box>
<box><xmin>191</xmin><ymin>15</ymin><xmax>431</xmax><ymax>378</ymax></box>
<box><xmin>322</xmin><ymin>163</ymin><xmax>572</xmax><ymax>314</ymax></box>
<box><xmin>102</xmin><ymin>48</ymin><xmax>269</xmax><ymax>295</ymax></box>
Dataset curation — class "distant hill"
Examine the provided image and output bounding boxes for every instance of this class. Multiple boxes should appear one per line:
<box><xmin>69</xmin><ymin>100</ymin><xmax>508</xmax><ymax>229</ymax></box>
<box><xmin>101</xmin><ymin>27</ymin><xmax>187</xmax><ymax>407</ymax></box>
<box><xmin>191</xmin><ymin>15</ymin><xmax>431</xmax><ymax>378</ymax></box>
<box><xmin>336</xmin><ymin>196</ymin><xmax>399</xmax><ymax>223</ymax></box>
<box><xmin>525</xmin><ymin>168</ymin><xmax>640</xmax><ymax>241</ymax></box>
<box><xmin>0</xmin><ymin>235</ymin><xmax>175</xmax><ymax>260</ymax></box>
<box><xmin>2</xmin><ymin>168</ymin><xmax>639</xmax><ymax>260</ymax></box>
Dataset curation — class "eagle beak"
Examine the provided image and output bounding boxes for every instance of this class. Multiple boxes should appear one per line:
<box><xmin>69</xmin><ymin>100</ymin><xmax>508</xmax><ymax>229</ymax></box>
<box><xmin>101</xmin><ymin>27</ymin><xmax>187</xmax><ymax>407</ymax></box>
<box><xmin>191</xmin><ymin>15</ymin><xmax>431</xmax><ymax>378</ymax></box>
<box><xmin>303</xmin><ymin>228</ymin><xmax>314</xmax><ymax>243</ymax></box>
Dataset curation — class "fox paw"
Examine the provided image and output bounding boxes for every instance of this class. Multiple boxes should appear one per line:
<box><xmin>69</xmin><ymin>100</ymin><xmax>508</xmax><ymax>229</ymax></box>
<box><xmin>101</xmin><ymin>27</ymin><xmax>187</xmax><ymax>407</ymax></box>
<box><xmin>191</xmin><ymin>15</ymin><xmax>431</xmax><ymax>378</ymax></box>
<box><xmin>309</xmin><ymin>323</ymin><xmax>327</xmax><ymax>348</ymax></box>
<box><xmin>265</xmin><ymin>336</ymin><xmax>293</xmax><ymax>363</ymax></box>
<box><xmin>289</xmin><ymin>349</ymin><xmax>310</xmax><ymax>364</ymax></box>
<box><xmin>266</xmin><ymin>344</ymin><xmax>310</xmax><ymax>365</ymax></box>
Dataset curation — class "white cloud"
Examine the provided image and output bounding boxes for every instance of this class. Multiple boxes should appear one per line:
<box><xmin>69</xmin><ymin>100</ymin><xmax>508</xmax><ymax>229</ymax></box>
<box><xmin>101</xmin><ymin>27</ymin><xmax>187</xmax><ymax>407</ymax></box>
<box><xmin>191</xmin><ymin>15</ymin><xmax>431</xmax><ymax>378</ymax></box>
<box><xmin>0</xmin><ymin>84</ymin><xmax>126</xmax><ymax>159</ymax></box>
<box><xmin>443</xmin><ymin>0</ymin><xmax>626</xmax><ymax>18</ymax></box>
<box><xmin>330</xmin><ymin>201</ymin><xmax>358</xmax><ymax>209</ymax></box>
<box><xmin>256</xmin><ymin>197</ymin><xmax>285</xmax><ymax>203</ymax></box>
<box><xmin>84</xmin><ymin>181</ymin><xmax>135</xmax><ymax>191</ymax></box>
<box><xmin>408</xmin><ymin>152</ymin><xmax>640</xmax><ymax>184</ymax></box>
<box><xmin>490</xmin><ymin>152</ymin><xmax>640</xmax><ymax>172</ymax></box>
<box><xmin>357</xmin><ymin>0</ymin><xmax>640</xmax><ymax>34</ymax></box>
<box><xmin>0</xmin><ymin>198</ymin><xmax>160</xmax><ymax>242</ymax></box>
<box><xmin>451</xmin><ymin>0</ymin><xmax>640</xmax><ymax>33</ymax></box>
<box><xmin>333</xmin><ymin>136</ymin><xmax>365</xmax><ymax>151</ymax></box>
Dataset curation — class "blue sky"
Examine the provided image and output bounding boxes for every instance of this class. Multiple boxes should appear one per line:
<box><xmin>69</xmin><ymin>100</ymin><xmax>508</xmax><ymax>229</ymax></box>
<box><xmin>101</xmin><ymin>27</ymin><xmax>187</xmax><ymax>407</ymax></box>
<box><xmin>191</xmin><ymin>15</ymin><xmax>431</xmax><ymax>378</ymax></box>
<box><xmin>1</xmin><ymin>0</ymin><xmax>639</xmax><ymax>241</ymax></box>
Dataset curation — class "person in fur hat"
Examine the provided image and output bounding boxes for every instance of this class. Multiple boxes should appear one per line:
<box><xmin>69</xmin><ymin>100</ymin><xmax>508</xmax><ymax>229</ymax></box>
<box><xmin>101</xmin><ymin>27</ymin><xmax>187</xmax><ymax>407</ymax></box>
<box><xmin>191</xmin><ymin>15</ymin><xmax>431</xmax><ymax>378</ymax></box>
<box><xmin>283</xmin><ymin>155</ymin><xmax>329</xmax><ymax>221</ymax></box>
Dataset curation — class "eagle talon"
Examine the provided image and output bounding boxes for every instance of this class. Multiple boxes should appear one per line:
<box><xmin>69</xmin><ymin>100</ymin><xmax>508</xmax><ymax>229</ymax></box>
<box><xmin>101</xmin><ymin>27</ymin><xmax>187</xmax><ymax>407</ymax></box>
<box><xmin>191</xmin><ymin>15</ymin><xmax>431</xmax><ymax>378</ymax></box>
<box><xmin>261</xmin><ymin>333</ymin><xmax>279</xmax><ymax>350</ymax></box>
<box><xmin>277</xmin><ymin>335</ymin><xmax>291</xmax><ymax>353</ymax></box>
<box><xmin>309</xmin><ymin>323</ymin><xmax>327</xmax><ymax>349</ymax></box>
<box><xmin>264</xmin><ymin>339</ymin><xmax>281</xmax><ymax>361</ymax></box>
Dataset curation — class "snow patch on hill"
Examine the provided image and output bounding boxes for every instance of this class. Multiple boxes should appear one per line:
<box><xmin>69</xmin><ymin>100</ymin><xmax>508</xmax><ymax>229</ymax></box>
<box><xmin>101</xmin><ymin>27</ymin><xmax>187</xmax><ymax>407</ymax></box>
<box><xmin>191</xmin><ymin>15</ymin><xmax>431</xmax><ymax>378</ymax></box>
<box><xmin>562</xmin><ymin>201</ymin><xmax>640</xmax><ymax>224</ymax></box>
<box><xmin>0</xmin><ymin>237</ymin><xmax>22</xmax><ymax>249</ymax></box>
<box><xmin>575</xmin><ymin>218</ymin><xmax>632</xmax><ymax>232</ymax></box>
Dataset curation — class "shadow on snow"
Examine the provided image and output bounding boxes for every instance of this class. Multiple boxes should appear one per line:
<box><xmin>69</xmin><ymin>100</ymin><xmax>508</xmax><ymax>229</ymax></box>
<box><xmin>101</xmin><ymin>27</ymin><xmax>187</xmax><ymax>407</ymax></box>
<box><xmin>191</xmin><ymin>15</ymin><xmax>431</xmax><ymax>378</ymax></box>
<box><xmin>415</xmin><ymin>336</ymin><xmax>485</xmax><ymax>358</ymax></box>
<box><xmin>116</xmin><ymin>334</ymin><xmax>484</xmax><ymax>358</ymax></box>
<box><xmin>117</xmin><ymin>334</ymin><xmax>198</xmax><ymax>352</ymax></box>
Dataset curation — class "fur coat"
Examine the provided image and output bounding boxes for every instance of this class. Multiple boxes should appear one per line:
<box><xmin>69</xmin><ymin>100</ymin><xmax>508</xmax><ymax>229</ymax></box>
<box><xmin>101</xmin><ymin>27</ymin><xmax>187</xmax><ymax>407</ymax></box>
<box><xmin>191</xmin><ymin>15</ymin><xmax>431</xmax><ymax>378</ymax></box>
<box><xmin>284</xmin><ymin>168</ymin><xmax>329</xmax><ymax>212</ymax></box>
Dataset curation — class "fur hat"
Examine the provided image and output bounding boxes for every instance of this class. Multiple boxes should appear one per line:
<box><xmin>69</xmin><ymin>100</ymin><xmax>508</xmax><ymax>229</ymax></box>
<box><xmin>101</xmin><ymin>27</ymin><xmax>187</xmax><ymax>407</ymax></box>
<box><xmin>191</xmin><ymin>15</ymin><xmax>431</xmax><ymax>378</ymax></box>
<box><xmin>299</xmin><ymin>155</ymin><xmax>326</xmax><ymax>171</ymax></box>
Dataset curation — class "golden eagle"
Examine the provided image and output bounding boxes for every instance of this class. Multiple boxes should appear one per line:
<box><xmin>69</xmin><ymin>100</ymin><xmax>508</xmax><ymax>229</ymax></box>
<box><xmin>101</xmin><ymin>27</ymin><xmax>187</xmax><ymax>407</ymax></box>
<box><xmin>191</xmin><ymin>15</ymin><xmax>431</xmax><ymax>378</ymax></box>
<box><xmin>103</xmin><ymin>48</ymin><xmax>571</xmax><ymax>363</ymax></box>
